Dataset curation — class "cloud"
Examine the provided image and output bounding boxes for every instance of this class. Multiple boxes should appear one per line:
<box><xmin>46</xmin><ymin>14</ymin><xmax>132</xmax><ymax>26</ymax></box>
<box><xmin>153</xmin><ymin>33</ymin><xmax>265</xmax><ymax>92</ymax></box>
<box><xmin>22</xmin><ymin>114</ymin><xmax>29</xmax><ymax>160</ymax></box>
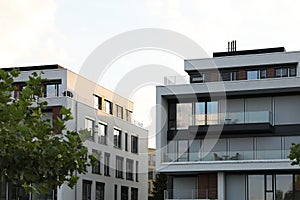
<box><xmin>0</xmin><ymin>0</ymin><xmax>73</xmax><ymax>67</ymax></box>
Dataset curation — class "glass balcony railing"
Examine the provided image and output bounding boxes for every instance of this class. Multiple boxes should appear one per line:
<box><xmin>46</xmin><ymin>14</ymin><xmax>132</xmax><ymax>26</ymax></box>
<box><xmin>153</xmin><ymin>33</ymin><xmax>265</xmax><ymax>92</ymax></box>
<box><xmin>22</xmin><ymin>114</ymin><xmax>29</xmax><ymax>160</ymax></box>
<box><xmin>163</xmin><ymin>149</ymin><xmax>287</xmax><ymax>163</ymax></box>
<box><xmin>220</xmin><ymin>111</ymin><xmax>273</xmax><ymax>125</ymax></box>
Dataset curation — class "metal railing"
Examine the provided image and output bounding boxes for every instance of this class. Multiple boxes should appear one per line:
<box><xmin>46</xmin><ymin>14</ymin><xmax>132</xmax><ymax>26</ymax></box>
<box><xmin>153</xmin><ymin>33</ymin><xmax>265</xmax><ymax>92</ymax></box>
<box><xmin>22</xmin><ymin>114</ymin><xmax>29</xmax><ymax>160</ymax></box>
<box><xmin>164</xmin><ymin>75</ymin><xmax>189</xmax><ymax>85</ymax></box>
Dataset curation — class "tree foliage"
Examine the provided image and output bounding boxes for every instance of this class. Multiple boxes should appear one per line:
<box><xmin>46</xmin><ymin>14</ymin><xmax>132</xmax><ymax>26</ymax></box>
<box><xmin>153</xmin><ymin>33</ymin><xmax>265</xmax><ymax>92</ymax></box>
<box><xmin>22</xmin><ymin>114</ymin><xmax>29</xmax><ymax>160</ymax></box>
<box><xmin>152</xmin><ymin>173</ymin><xmax>167</xmax><ymax>200</ymax></box>
<box><xmin>0</xmin><ymin>69</ymin><xmax>95</xmax><ymax>194</ymax></box>
<box><xmin>289</xmin><ymin>142</ymin><xmax>300</xmax><ymax>166</ymax></box>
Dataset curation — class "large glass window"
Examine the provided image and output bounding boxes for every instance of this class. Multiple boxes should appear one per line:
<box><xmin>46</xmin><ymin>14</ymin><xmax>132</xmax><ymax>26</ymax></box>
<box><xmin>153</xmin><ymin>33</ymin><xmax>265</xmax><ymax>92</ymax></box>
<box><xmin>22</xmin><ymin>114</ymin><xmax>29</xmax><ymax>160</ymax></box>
<box><xmin>121</xmin><ymin>186</ymin><xmax>129</xmax><ymax>200</ymax></box>
<box><xmin>82</xmin><ymin>180</ymin><xmax>92</xmax><ymax>200</ymax></box>
<box><xmin>247</xmin><ymin>69</ymin><xmax>266</xmax><ymax>80</ymax></box>
<box><xmin>131</xmin><ymin>188</ymin><xmax>138</xmax><ymax>200</ymax></box>
<box><xmin>98</xmin><ymin>123</ymin><xmax>107</xmax><ymax>145</ymax></box>
<box><xmin>135</xmin><ymin>161</ymin><xmax>139</xmax><ymax>182</ymax></box>
<box><xmin>104</xmin><ymin>153</ymin><xmax>110</xmax><ymax>176</ymax></box>
<box><xmin>248</xmin><ymin>175</ymin><xmax>264</xmax><ymax>200</ymax></box>
<box><xmin>114</xmin><ymin>129</ymin><xmax>122</xmax><ymax>149</ymax></box>
<box><xmin>195</xmin><ymin>102</ymin><xmax>205</xmax><ymax>125</ymax></box>
<box><xmin>207</xmin><ymin>101</ymin><xmax>218</xmax><ymax>125</ymax></box>
<box><xmin>92</xmin><ymin>149</ymin><xmax>101</xmax><ymax>175</ymax></box>
<box><xmin>126</xmin><ymin>159</ymin><xmax>134</xmax><ymax>181</ymax></box>
<box><xmin>104</xmin><ymin>99</ymin><xmax>113</xmax><ymax>114</ymax></box>
<box><xmin>221</xmin><ymin>71</ymin><xmax>238</xmax><ymax>81</ymax></box>
<box><xmin>276</xmin><ymin>175</ymin><xmax>293</xmax><ymax>200</ymax></box>
<box><xmin>131</xmin><ymin>135</ymin><xmax>138</xmax><ymax>154</ymax></box>
<box><xmin>116</xmin><ymin>156</ymin><xmax>124</xmax><ymax>179</ymax></box>
<box><xmin>85</xmin><ymin>118</ymin><xmax>94</xmax><ymax>140</ymax></box>
<box><xmin>96</xmin><ymin>182</ymin><xmax>105</xmax><ymax>200</ymax></box>
<box><xmin>275</xmin><ymin>66</ymin><xmax>297</xmax><ymax>78</ymax></box>
<box><xmin>44</xmin><ymin>82</ymin><xmax>61</xmax><ymax>97</ymax></box>
<box><xmin>176</xmin><ymin>103</ymin><xmax>192</xmax><ymax>129</ymax></box>
<box><xmin>116</xmin><ymin>105</ymin><xmax>123</xmax><ymax>119</ymax></box>
<box><xmin>94</xmin><ymin>94</ymin><xmax>102</xmax><ymax>110</ymax></box>
<box><xmin>125</xmin><ymin>109</ymin><xmax>132</xmax><ymax>122</ymax></box>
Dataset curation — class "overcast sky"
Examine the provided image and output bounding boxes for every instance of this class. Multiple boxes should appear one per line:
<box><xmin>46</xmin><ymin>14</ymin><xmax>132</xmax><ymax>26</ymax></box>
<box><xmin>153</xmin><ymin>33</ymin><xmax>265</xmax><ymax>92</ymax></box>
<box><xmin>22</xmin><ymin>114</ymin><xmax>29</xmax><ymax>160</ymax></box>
<box><xmin>1</xmin><ymin>0</ymin><xmax>300</xmax><ymax>147</ymax></box>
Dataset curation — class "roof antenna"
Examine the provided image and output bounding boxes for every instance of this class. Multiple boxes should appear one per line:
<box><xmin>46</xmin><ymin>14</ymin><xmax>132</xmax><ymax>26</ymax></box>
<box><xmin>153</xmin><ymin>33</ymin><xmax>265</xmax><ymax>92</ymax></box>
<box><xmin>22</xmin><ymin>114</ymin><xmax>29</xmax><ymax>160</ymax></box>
<box><xmin>228</xmin><ymin>40</ymin><xmax>237</xmax><ymax>52</ymax></box>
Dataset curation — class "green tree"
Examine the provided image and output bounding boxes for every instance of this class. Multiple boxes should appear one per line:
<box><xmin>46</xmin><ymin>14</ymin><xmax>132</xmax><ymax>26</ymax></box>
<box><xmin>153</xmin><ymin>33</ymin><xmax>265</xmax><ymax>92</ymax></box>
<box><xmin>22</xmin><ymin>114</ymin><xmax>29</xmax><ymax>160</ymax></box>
<box><xmin>152</xmin><ymin>173</ymin><xmax>167</xmax><ymax>200</ymax></box>
<box><xmin>289</xmin><ymin>143</ymin><xmax>300</xmax><ymax>166</ymax></box>
<box><xmin>0</xmin><ymin>69</ymin><xmax>95</xmax><ymax>194</ymax></box>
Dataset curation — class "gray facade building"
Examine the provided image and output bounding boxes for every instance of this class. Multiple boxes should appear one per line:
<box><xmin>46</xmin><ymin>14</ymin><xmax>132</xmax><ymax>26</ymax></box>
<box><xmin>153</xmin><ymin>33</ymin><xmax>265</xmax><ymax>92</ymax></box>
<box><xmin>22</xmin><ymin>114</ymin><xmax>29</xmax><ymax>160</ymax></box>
<box><xmin>156</xmin><ymin>47</ymin><xmax>300</xmax><ymax>200</ymax></box>
<box><xmin>1</xmin><ymin>65</ymin><xmax>148</xmax><ymax>200</ymax></box>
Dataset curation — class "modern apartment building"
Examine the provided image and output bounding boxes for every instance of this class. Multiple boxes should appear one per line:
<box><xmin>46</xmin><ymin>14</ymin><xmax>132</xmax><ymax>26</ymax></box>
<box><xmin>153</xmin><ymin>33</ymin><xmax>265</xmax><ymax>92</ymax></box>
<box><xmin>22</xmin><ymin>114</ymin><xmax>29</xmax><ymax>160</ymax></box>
<box><xmin>148</xmin><ymin>148</ymin><xmax>156</xmax><ymax>199</ymax></box>
<box><xmin>156</xmin><ymin>47</ymin><xmax>300</xmax><ymax>200</ymax></box>
<box><xmin>1</xmin><ymin>65</ymin><xmax>148</xmax><ymax>200</ymax></box>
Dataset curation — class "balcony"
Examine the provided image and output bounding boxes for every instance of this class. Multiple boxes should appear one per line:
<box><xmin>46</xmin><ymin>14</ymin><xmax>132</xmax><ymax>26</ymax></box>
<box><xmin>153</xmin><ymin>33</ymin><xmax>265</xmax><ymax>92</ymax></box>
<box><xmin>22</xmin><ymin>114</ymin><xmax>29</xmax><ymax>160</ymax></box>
<box><xmin>168</xmin><ymin>111</ymin><xmax>274</xmax><ymax>140</ymax></box>
<box><xmin>163</xmin><ymin>135</ymin><xmax>300</xmax><ymax>163</ymax></box>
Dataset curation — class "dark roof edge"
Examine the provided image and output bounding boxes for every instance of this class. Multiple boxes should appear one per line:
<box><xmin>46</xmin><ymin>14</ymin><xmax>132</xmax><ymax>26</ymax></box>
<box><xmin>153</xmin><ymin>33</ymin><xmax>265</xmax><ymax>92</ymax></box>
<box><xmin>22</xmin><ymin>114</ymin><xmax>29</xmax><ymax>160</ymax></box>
<box><xmin>1</xmin><ymin>64</ymin><xmax>64</xmax><ymax>72</ymax></box>
<box><xmin>213</xmin><ymin>47</ymin><xmax>286</xmax><ymax>57</ymax></box>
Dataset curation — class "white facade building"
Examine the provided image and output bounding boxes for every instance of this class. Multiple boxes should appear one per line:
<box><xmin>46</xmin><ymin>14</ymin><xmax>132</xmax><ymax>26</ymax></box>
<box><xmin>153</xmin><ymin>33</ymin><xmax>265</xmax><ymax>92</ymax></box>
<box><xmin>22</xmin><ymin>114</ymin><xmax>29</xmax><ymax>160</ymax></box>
<box><xmin>156</xmin><ymin>47</ymin><xmax>300</xmax><ymax>200</ymax></box>
<box><xmin>2</xmin><ymin>65</ymin><xmax>148</xmax><ymax>200</ymax></box>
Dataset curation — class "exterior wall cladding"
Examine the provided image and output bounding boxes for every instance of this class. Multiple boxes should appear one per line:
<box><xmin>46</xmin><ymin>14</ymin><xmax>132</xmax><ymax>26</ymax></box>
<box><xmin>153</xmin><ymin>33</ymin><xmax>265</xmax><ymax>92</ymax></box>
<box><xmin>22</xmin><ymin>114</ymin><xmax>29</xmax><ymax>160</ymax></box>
<box><xmin>156</xmin><ymin>47</ymin><xmax>300</xmax><ymax>200</ymax></box>
<box><xmin>8</xmin><ymin>66</ymin><xmax>148</xmax><ymax>200</ymax></box>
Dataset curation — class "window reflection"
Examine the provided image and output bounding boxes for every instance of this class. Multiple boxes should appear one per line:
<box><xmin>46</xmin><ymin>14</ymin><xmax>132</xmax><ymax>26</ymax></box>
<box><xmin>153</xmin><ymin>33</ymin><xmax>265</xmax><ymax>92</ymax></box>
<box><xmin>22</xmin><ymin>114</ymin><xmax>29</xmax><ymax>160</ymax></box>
<box><xmin>195</xmin><ymin>102</ymin><xmax>205</xmax><ymax>125</ymax></box>
<box><xmin>176</xmin><ymin>103</ymin><xmax>192</xmax><ymax>129</ymax></box>
<box><xmin>248</xmin><ymin>175</ymin><xmax>264</xmax><ymax>200</ymax></box>
<box><xmin>276</xmin><ymin>175</ymin><xmax>293</xmax><ymax>200</ymax></box>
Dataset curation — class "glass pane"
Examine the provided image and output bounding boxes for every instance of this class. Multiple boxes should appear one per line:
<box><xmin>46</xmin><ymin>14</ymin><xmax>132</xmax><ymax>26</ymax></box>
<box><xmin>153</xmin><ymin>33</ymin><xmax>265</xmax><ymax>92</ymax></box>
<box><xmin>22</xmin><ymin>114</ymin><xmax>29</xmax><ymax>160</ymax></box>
<box><xmin>207</xmin><ymin>101</ymin><xmax>218</xmax><ymax>125</ymax></box>
<box><xmin>276</xmin><ymin>174</ymin><xmax>293</xmax><ymax>200</ymax></box>
<box><xmin>195</xmin><ymin>102</ymin><xmax>205</xmax><ymax>125</ymax></box>
<box><xmin>189</xmin><ymin>139</ymin><xmax>201</xmax><ymax>161</ymax></box>
<box><xmin>256</xmin><ymin>137</ymin><xmax>281</xmax><ymax>159</ymax></box>
<box><xmin>282</xmin><ymin>68</ymin><xmax>288</xmax><ymax>77</ymax></box>
<box><xmin>266</xmin><ymin>175</ymin><xmax>273</xmax><ymax>191</ymax></box>
<box><xmin>266</xmin><ymin>192</ymin><xmax>273</xmax><ymax>200</ymax></box>
<box><xmin>260</xmin><ymin>69</ymin><xmax>267</xmax><ymax>79</ymax></box>
<box><xmin>247</xmin><ymin>70</ymin><xmax>259</xmax><ymax>80</ymax></box>
<box><xmin>177</xmin><ymin>140</ymin><xmax>188</xmax><ymax>162</ymax></box>
<box><xmin>229</xmin><ymin>138</ymin><xmax>253</xmax><ymax>160</ymax></box>
<box><xmin>46</xmin><ymin>84</ymin><xmax>56</xmax><ymax>97</ymax></box>
<box><xmin>248</xmin><ymin>175</ymin><xmax>264</xmax><ymax>200</ymax></box>
<box><xmin>203</xmin><ymin>138</ymin><xmax>227</xmax><ymax>161</ymax></box>
<box><xmin>176</xmin><ymin>103</ymin><xmax>192</xmax><ymax>129</ymax></box>
<box><xmin>290</xmin><ymin>67</ymin><xmax>296</xmax><ymax>76</ymax></box>
<box><xmin>295</xmin><ymin>174</ymin><xmax>300</xmax><ymax>190</ymax></box>
<box><xmin>275</xmin><ymin>68</ymin><xmax>281</xmax><ymax>77</ymax></box>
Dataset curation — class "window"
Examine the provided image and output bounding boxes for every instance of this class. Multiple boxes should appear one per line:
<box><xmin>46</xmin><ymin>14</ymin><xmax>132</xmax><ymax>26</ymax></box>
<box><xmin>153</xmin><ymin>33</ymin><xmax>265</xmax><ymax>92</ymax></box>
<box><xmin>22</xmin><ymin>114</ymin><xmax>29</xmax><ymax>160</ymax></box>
<box><xmin>126</xmin><ymin>159</ymin><xmax>134</xmax><ymax>181</ymax></box>
<box><xmin>125</xmin><ymin>109</ymin><xmax>132</xmax><ymax>122</ymax></box>
<box><xmin>121</xmin><ymin>186</ymin><xmax>129</xmax><ymax>200</ymax></box>
<box><xmin>176</xmin><ymin>103</ymin><xmax>192</xmax><ymax>130</ymax></box>
<box><xmin>82</xmin><ymin>180</ymin><xmax>92</xmax><ymax>200</ymax></box>
<box><xmin>177</xmin><ymin>140</ymin><xmax>188</xmax><ymax>162</ymax></box>
<box><xmin>275</xmin><ymin>66</ymin><xmax>296</xmax><ymax>77</ymax></box>
<box><xmin>114</xmin><ymin>129</ymin><xmax>122</xmax><ymax>149</ymax></box>
<box><xmin>131</xmin><ymin>188</ymin><xmax>138</xmax><ymax>200</ymax></box>
<box><xmin>131</xmin><ymin>136</ymin><xmax>138</xmax><ymax>154</ymax></box>
<box><xmin>114</xmin><ymin>185</ymin><xmax>118</xmax><ymax>200</ymax></box>
<box><xmin>44</xmin><ymin>81</ymin><xmax>62</xmax><ymax>97</ymax></box>
<box><xmin>85</xmin><ymin>118</ymin><xmax>94</xmax><ymax>140</ymax></box>
<box><xmin>116</xmin><ymin>156</ymin><xmax>124</xmax><ymax>179</ymax></box>
<box><xmin>135</xmin><ymin>161</ymin><xmax>139</xmax><ymax>182</ymax></box>
<box><xmin>104</xmin><ymin>153</ymin><xmax>110</xmax><ymax>176</ymax></box>
<box><xmin>247</xmin><ymin>69</ymin><xmax>266</xmax><ymax>80</ymax></box>
<box><xmin>125</xmin><ymin>133</ymin><xmax>128</xmax><ymax>151</ymax></box>
<box><xmin>190</xmin><ymin>73</ymin><xmax>205</xmax><ymax>83</ymax></box>
<box><xmin>104</xmin><ymin>99</ymin><xmax>113</xmax><ymax>114</ymax></box>
<box><xmin>221</xmin><ymin>71</ymin><xmax>238</xmax><ymax>81</ymax></box>
<box><xmin>195</xmin><ymin>101</ymin><xmax>218</xmax><ymax>125</ymax></box>
<box><xmin>98</xmin><ymin>123</ymin><xmax>107</xmax><ymax>145</ymax></box>
<box><xmin>96</xmin><ymin>182</ymin><xmax>105</xmax><ymax>200</ymax></box>
<box><xmin>116</xmin><ymin>105</ymin><xmax>123</xmax><ymax>119</ymax></box>
<box><xmin>94</xmin><ymin>94</ymin><xmax>102</xmax><ymax>110</ymax></box>
<box><xmin>92</xmin><ymin>149</ymin><xmax>101</xmax><ymax>175</ymax></box>
<box><xmin>148</xmin><ymin>169</ymin><xmax>154</xmax><ymax>179</ymax></box>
